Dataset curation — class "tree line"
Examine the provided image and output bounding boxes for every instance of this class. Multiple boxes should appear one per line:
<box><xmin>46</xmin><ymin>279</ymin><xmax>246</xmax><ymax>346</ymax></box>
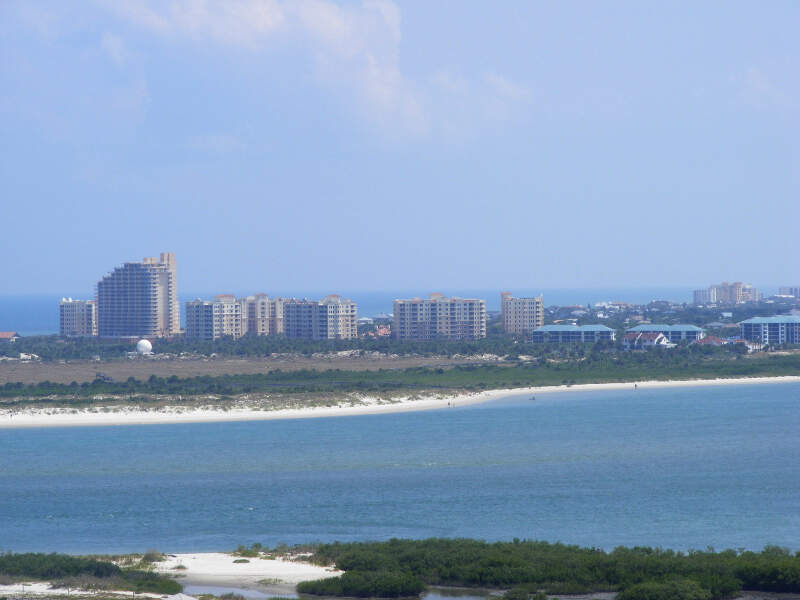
<box><xmin>2</xmin><ymin>331</ymin><xmax>781</xmax><ymax>362</ymax></box>
<box><xmin>297</xmin><ymin>538</ymin><xmax>800</xmax><ymax>599</ymax></box>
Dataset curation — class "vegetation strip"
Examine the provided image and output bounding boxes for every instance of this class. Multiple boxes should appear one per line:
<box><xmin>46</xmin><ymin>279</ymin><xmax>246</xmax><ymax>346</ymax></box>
<box><xmin>0</xmin><ymin>552</ymin><xmax>181</xmax><ymax>594</ymax></box>
<box><xmin>2</xmin><ymin>350</ymin><xmax>800</xmax><ymax>405</ymax></box>
<box><xmin>295</xmin><ymin>538</ymin><xmax>800</xmax><ymax>599</ymax></box>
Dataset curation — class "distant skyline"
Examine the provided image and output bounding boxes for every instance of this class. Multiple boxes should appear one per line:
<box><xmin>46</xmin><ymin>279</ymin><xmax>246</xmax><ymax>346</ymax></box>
<box><xmin>1</xmin><ymin>1</ymin><xmax>798</xmax><ymax>294</ymax></box>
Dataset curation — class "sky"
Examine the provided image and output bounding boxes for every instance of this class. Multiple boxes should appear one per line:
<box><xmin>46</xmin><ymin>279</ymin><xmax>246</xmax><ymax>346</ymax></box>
<box><xmin>1</xmin><ymin>0</ymin><xmax>799</xmax><ymax>296</ymax></box>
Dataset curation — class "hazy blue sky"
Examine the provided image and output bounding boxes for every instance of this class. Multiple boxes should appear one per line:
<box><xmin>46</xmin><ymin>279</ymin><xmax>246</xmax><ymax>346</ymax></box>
<box><xmin>1</xmin><ymin>1</ymin><xmax>798</xmax><ymax>295</ymax></box>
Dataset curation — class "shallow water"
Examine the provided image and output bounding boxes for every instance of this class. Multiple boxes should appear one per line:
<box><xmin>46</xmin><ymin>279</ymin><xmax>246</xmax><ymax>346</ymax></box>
<box><xmin>1</xmin><ymin>383</ymin><xmax>799</xmax><ymax>553</ymax></box>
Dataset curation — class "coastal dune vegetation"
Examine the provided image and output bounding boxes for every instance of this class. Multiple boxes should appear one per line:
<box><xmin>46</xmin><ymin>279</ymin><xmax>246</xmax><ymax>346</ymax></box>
<box><xmin>0</xmin><ymin>552</ymin><xmax>181</xmax><ymax>594</ymax></box>
<box><xmin>2</xmin><ymin>349</ymin><xmax>799</xmax><ymax>407</ymax></box>
<box><xmin>296</xmin><ymin>539</ymin><xmax>800</xmax><ymax>600</ymax></box>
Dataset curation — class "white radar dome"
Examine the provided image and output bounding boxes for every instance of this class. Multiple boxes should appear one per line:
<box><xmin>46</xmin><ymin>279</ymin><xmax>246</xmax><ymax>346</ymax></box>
<box><xmin>136</xmin><ymin>339</ymin><xmax>153</xmax><ymax>354</ymax></box>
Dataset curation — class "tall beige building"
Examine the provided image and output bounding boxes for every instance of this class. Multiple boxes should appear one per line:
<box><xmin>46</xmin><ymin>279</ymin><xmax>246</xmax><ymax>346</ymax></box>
<box><xmin>703</xmin><ymin>281</ymin><xmax>759</xmax><ymax>304</ymax></box>
<box><xmin>185</xmin><ymin>295</ymin><xmax>244</xmax><ymax>340</ymax></box>
<box><xmin>501</xmin><ymin>292</ymin><xmax>544</xmax><ymax>335</ymax></box>
<box><xmin>241</xmin><ymin>294</ymin><xmax>272</xmax><ymax>336</ymax></box>
<box><xmin>96</xmin><ymin>252</ymin><xmax>179</xmax><ymax>338</ymax></box>
<box><xmin>393</xmin><ymin>294</ymin><xmax>486</xmax><ymax>340</ymax></box>
<box><xmin>238</xmin><ymin>294</ymin><xmax>287</xmax><ymax>336</ymax></box>
<box><xmin>59</xmin><ymin>298</ymin><xmax>97</xmax><ymax>337</ymax></box>
<box><xmin>283</xmin><ymin>295</ymin><xmax>358</xmax><ymax>340</ymax></box>
<box><xmin>270</xmin><ymin>297</ymin><xmax>286</xmax><ymax>335</ymax></box>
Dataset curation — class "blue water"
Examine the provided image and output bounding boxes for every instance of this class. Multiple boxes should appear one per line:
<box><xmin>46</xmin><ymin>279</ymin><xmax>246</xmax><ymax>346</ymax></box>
<box><xmin>0</xmin><ymin>287</ymin><xmax>714</xmax><ymax>335</ymax></box>
<box><xmin>1</xmin><ymin>383</ymin><xmax>799</xmax><ymax>554</ymax></box>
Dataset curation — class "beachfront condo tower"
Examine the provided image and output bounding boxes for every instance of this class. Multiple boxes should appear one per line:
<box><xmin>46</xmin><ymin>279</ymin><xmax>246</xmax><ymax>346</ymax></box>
<box><xmin>185</xmin><ymin>295</ymin><xmax>244</xmax><ymax>340</ymax></box>
<box><xmin>393</xmin><ymin>294</ymin><xmax>486</xmax><ymax>340</ymax></box>
<box><xmin>500</xmin><ymin>292</ymin><xmax>544</xmax><ymax>335</ymax></box>
<box><xmin>283</xmin><ymin>295</ymin><xmax>358</xmax><ymax>340</ymax></box>
<box><xmin>59</xmin><ymin>298</ymin><xmax>97</xmax><ymax>337</ymax></box>
<box><xmin>96</xmin><ymin>252</ymin><xmax>179</xmax><ymax>338</ymax></box>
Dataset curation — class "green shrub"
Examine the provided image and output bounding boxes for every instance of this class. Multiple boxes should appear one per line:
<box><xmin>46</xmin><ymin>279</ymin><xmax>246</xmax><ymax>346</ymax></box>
<box><xmin>297</xmin><ymin>570</ymin><xmax>426</xmax><ymax>598</ymax></box>
<box><xmin>141</xmin><ymin>549</ymin><xmax>164</xmax><ymax>563</ymax></box>
<box><xmin>617</xmin><ymin>578</ymin><xmax>711</xmax><ymax>600</ymax></box>
<box><xmin>0</xmin><ymin>553</ymin><xmax>180</xmax><ymax>595</ymax></box>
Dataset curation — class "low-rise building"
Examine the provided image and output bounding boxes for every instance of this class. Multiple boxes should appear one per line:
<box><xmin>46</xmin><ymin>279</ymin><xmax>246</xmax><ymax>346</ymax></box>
<box><xmin>626</xmin><ymin>324</ymin><xmax>705</xmax><ymax>343</ymax></box>
<box><xmin>692</xmin><ymin>335</ymin><xmax>727</xmax><ymax>347</ymax></box>
<box><xmin>531</xmin><ymin>324</ymin><xmax>615</xmax><ymax>344</ymax></box>
<box><xmin>59</xmin><ymin>298</ymin><xmax>97</xmax><ymax>337</ymax></box>
<box><xmin>623</xmin><ymin>331</ymin><xmax>672</xmax><ymax>350</ymax></box>
<box><xmin>0</xmin><ymin>331</ymin><xmax>20</xmax><ymax>344</ymax></box>
<box><xmin>739</xmin><ymin>316</ymin><xmax>800</xmax><ymax>345</ymax></box>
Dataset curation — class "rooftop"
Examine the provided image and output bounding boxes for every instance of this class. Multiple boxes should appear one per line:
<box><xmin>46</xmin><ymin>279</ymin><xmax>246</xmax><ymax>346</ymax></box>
<box><xmin>535</xmin><ymin>324</ymin><xmax>614</xmax><ymax>332</ymax></box>
<box><xmin>628</xmin><ymin>324</ymin><xmax>704</xmax><ymax>332</ymax></box>
<box><xmin>740</xmin><ymin>316</ymin><xmax>800</xmax><ymax>324</ymax></box>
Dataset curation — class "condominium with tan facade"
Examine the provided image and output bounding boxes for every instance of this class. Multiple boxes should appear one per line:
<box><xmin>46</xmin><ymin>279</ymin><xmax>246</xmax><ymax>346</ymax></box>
<box><xmin>694</xmin><ymin>281</ymin><xmax>759</xmax><ymax>305</ymax></box>
<box><xmin>239</xmin><ymin>294</ymin><xmax>287</xmax><ymax>336</ymax></box>
<box><xmin>500</xmin><ymin>292</ymin><xmax>544</xmax><ymax>335</ymax></box>
<box><xmin>393</xmin><ymin>294</ymin><xmax>486</xmax><ymax>340</ymax></box>
<box><xmin>185</xmin><ymin>295</ymin><xmax>244</xmax><ymax>340</ymax></box>
<box><xmin>283</xmin><ymin>295</ymin><xmax>358</xmax><ymax>340</ymax></box>
<box><xmin>241</xmin><ymin>294</ymin><xmax>271</xmax><ymax>336</ymax></box>
<box><xmin>96</xmin><ymin>252</ymin><xmax>179</xmax><ymax>338</ymax></box>
<box><xmin>59</xmin><ymin>298</ymin><xmax>97</xmax><ymax>337</ymax></box>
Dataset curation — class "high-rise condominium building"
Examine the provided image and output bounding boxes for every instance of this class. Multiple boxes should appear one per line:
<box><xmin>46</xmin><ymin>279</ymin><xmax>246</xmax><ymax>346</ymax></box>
<box><xmin>283</xmin><ymin>295</ymin><xmax>358</xmax><ymax>340</ymax></box>
<box><xmin>96</xmin><ymin>252</ymin><xmax>179</xmax><ymax>338</ymax></box>
<box><xmin>393</xmin><ymin>294</ymin><xmax>486</xmax><ymax>340</ymax></box>
<box><xmin>239</xmin><ymin>294</ymin><xmax>287</xmax><ymax>336</ymax></box>
<box><xmin>270</xmin><ymin>297</ymin><xmax>286</xmax><ymax>335</ymax></box>
<box><xmin>59</xmin><ymin>298</ymin><xmax>97</xmax><ymax>337</ymax></box>
<box><xmin>694</xmin><ymin>281</ymin><xmax>759</xmax><ymax>305</ymax></box>
<box><xmin>692</xmin><ymin>289</ymin><xmax>712</xmax><ymax>305</ymax></box>
<box><xmin>501</xmin><ymin>292</ymin><xmax>544</xmax><ymax>335</ymax></box>
<box><xmin>241</xmin><ymin>294</ymin><xmax>271</xmax><ymax>336</ymax></box>
<box><xmin>185</xmin><ymin>295</ymin><xmax>243</xmax><ymax>340</ymax></box>
<box><xmin>779</xmin><ymin>286</ymin><xmax>800</xmax><ymax>299</ymax></box>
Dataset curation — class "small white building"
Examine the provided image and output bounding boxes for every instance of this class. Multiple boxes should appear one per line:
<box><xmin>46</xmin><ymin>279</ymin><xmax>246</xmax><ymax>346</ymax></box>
<box><xmin>623</xmin><ymin>331</ymin><xmax>673</xmax><ymax>350</ymax></box>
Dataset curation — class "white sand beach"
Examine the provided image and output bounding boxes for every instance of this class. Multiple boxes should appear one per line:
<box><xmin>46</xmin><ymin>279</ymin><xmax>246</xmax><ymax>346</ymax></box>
<box><xmin>0</xmin><ymin>553</ymin><xmax>339</xmax><ymax>598</ymax></box>
<box><xmin>0</xmin><ymin>581</ymin><xmax>166</xmax><ymax>598</ymax></box>
<box><xmin>1</xmin><ymin>376</ymin><xmax>799</xmax><ymax>429</ymax></box>
<box><xmin>155</xmin><ymin>552</ymin><xmax>341</xmax><ymax>591</ymax></box>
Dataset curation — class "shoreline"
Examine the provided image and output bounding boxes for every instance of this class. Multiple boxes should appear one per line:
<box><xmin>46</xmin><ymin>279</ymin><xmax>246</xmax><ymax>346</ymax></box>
<box><xmin>0</xmin><ymin>552</ymin><xmax>339</xmax><ymax>599</ymax></box>
<box><xmin>2</xmin><ymin>375</ymin><xmax>799</xmax><ymax>429</ymax></box>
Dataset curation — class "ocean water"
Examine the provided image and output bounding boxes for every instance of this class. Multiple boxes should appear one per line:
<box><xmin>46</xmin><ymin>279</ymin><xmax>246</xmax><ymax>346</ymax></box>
<box><xmin>1</xmin><ymin>382</ymin><xmax>799</xmax><ymax>554</ymax></box>
<box><xmin>0</xmin><ymin>287</ymin><xmax>708</xmax><ymax>335</ymax></box>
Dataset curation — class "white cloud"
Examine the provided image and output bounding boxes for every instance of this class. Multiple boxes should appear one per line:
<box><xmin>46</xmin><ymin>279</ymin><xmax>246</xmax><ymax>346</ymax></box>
<box><xmin>95</xmin><ymin>0</ymin><xmax>529</xmax><ymax>138</ymax></box>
